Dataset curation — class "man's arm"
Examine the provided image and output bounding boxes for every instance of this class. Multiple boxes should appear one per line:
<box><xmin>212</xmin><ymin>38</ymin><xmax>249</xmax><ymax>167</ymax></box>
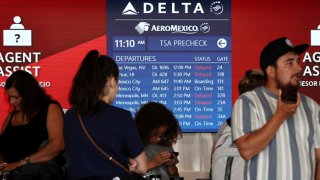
<box><xmin>235</xmin><ymin>92</ymin><xmax>300</xmax><ymax>160</ymax></box>
<box><xmin>235</xmin><ymin>112</ymin><xmax>285</xmax><ymax>160</ymax></box>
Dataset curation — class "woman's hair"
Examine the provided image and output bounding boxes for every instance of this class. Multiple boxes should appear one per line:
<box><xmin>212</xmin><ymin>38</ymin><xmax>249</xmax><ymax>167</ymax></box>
<box><xmin>238</xmin><ymin>69</ymin><xmax>266</xmax><ymax>95</ymax></box>
<box><xmin>135</xmin><ymin>102</ymin><xmax>182</xmax><ymax>146</ymax></box>
<box><xmin>69</xmin><ymin>50</ymin><xmax>119</xmax><ymax>114</ymax></box>
<box><xmin>5</xmin><ymin>70</ymin><xmax>51</xmax><ymax>120</ymax></box>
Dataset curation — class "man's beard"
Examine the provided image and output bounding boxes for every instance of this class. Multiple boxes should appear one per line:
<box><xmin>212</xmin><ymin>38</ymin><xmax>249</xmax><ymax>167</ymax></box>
<box><xmin>275</xmin><ymin>75</ymin><xmax>300</xmax><ymax>91</ymax></box>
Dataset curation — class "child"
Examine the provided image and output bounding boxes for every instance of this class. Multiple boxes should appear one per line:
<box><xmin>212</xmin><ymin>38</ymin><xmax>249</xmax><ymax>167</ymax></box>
<box><xmin>135</xmin><ymin>102</ymin><xmax>182</xmax><ymax>180</ymax></box>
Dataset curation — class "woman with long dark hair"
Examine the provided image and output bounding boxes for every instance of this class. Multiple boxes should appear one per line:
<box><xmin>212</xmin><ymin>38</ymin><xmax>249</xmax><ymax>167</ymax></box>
<box><xmin>0</xmin><ymin>70</ymin><xmax>65</xmax><ymax>179</ymax></box>
<box><xmin>64</xmin><ymin>50</ymin><xmax>147</xmax><ymax>179</ymax></box>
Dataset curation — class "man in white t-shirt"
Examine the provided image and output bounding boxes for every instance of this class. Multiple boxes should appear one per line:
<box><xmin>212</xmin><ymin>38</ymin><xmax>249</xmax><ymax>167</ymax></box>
<box><xmin>232</xmin><ymin>37</ymin><xmax>320</xmax><ymax>180</ymax></box>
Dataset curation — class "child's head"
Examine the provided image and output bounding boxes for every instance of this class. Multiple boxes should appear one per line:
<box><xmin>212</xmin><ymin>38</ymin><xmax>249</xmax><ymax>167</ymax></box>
<box><xmin>135</xmin><ymin>101</ymin><xmax>182</xmax><ymax>146</ymax></box>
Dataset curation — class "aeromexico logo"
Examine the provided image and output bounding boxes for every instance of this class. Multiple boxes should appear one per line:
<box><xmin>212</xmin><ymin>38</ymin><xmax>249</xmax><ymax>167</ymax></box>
<box><xmin>135</xmin><ymin>22</ymin><xmax>210</xmax><ymax>34</ymax></box>
<box><xmin>122</xmin><ymin>1</ymin><xmax>224</xmax><ymax>15</ymax></box>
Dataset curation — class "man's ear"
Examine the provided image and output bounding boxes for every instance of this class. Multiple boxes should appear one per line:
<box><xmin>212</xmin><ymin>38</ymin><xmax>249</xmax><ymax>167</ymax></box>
<box><xmin>266</xmin><ymin>66</ymin><xmax>275</xmax><ymax>78</ymax></box>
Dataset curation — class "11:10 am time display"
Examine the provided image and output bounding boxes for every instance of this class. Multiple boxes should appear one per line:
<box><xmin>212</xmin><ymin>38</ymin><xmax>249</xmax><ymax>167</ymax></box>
<box><xmin>113</xmin><ymin>37</ymin><xmax>146</xmax><ymax>51</ymax></box>
<box><xmin>114</xmin><ymin>39</ymin><xmax>136</xmax><ymax>48</ymax></box>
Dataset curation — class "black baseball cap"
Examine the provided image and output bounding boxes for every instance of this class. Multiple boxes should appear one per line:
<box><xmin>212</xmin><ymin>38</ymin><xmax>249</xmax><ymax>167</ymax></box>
<box><xmin>259</xmin><ymin>37</ymin><xmax>309</xmax><ymax>71</ymax></box>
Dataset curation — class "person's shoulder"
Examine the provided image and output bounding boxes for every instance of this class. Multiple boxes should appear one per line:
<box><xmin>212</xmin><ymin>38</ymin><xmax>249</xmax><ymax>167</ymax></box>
<box><xmin>239</xmin><ymin>87</ymin><xmax>263</xmax><ymax>100</ymax></box>
<box><xmin>237</xmin><ymin>90</ymin><xmax>255</xmax><ymax>101</ymax></box>
<box><xmin>48</xmin><ymin>103</ymin><xmax>62</xmax><ymax>110</ymax></box>
<box><xmin>245</xmin><ymin>86</ymin><xmax>263</xmax><ymax>95</ymax></box>
<box><xmin>100</xmin><ymin>103</ymin><xmax>132</xmax><ymax>120</ymax></box>
<box><xmin>102</xmin><ymin>103</ymin><xmax>131</xmax><ymax>114</ymax></box>
<box><xmin>300</xmin><ymin>93</ymin><xmax>319</xmax><ymax>106</ymax></box>
<box><xmin>47</xmin><ymin>100</ymin><xmax>64</xmax><ymax>115</ymax></box>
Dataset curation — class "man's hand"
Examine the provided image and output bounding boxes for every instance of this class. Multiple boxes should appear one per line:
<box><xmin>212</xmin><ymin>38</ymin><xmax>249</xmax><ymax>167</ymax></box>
<box><xmin>276</xmin><ymin>89</ymin><xmax>300</xmax><ymax>120</ymax></box>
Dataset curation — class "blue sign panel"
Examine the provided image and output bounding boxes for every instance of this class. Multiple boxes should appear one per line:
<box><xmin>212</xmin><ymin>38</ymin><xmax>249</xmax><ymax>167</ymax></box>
<box><xmin>107</xmin><ymin>0</ymin><xmax>231</xmax><ymax>132</ymax></box>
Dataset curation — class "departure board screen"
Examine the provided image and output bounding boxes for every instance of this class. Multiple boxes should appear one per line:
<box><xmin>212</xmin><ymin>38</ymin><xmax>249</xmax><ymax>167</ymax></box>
<box><xmin>107</xmin><ymin>0</ymin><xmax>231</xmax><ymax>132</ymax></box>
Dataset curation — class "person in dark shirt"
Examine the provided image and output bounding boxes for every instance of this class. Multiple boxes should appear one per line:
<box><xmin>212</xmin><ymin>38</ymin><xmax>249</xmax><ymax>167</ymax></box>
<box><xmin>64</xmin><ymin>50</ymin><xmax>147</xmax><ymax>179</ymax></box>
<box><xmin>0</xmin><ymin>70</ymin><xmax>65</xmax><ymax>179</ymax></box>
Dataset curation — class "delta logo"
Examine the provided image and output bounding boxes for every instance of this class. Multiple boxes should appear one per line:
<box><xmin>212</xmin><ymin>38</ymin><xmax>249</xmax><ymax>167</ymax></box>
<box><xmin>122</xmin><ymin>1</ymin><xmax>224</xmax><ymax>15</ymax></box>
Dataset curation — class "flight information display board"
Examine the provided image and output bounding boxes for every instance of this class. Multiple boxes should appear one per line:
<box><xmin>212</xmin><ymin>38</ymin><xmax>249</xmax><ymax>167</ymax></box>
<box><xmin>107</xmin><ymin>0</ymin><xmax>231</xmax><ymax>132</ymax></box>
